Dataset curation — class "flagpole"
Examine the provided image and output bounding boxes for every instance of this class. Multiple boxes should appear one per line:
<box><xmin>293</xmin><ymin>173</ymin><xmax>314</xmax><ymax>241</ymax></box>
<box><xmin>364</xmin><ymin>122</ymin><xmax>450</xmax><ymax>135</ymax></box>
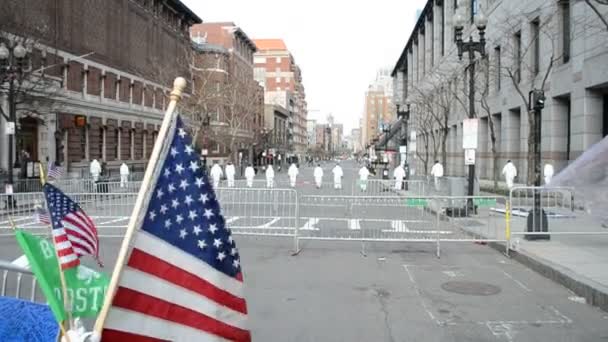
<box><xmin>39</xmin><ymin>163</ymin><xmax>74</xmax><ymax>339</ymax></box>
<box><xmin>94</xmin><ymin>77</ymin><xmax>187</xmax><ymax>334</ymax></box>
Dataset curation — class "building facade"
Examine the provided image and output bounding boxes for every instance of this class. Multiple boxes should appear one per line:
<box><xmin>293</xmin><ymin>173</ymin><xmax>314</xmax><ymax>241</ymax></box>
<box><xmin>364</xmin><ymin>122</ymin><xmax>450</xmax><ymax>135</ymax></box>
<box><xmin>306</xmin><ymin>119</ymin><xmax>317</xmax><ymax>148</ymax></box>
<box><xmin>0</xmin><ymin>0</ymin><xmax>201</xmax><ymax>178</ymax></box>
<box><xmin>392</xmin><ymin>0</ymin><xmax>608</xmax><ymax>182</ymax></box>
<box><xmin>253</xmin><ymin>39</ymin><xmax>308</xmax><ymax>161</ymax></box>
<box><xmin>189</xmin><ymin>22</ymin><xmax>263</xmax><ymax>167</ymax></box>
<box><xmin>362</xmin><ymin>88</ymin><xmax>393</xmax><ymax>147</ymax></box>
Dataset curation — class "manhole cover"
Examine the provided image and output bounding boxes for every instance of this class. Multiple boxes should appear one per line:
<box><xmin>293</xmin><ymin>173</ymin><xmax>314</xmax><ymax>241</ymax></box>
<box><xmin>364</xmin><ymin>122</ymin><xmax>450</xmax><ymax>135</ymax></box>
<box><xmin>441</xmin><ymin>281</ymin><xmax>501</xmax><ymax>296</ymax></box>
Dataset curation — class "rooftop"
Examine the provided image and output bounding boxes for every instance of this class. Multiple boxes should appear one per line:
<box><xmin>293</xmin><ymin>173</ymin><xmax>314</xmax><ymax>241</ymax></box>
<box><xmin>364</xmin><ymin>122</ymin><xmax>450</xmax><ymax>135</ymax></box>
<box><xmin>254</xmin><ymin>39</ymin><xmax>288</xmax><ymax>51</ymax></box>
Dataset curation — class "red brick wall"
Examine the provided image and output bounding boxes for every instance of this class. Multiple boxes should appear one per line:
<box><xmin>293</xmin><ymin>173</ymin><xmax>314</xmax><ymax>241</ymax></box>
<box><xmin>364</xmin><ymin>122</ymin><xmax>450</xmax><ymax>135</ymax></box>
<box><xmin>134</xmin><ymin>122</ymin><xmax>144</xmax><ymax>159</ymax></box>
<box><xmin>146</xmin><ymin>124</ymin><xmax>156</xmax><ymax>159</ymax></box>
<box><xmin>104</xmin><ymin>72</ymin><xmax>117</xmax><ymax>100</ymax></box>
<box><xmin>144</xmin><ymin>87</ymin><xmax>153</xmax><ymax>108</ymax></box>
<box><xmin>132</xmin><ymin>81</ymin><xmax>143</xmax><ymax>105</ymax></box>
<box><xmin>87</xmin><ymin>67</ymin><xmax>101</xmax><ymax>96</ymax></box>
<box><xmin>106</xmin><ymin>119</ymin><xmax>118</xmax><ymax>161</ymax></box>
<box><xmin>67</xmin><ymin>61</ymin><xmax>83</xmax><ymax>92</ymax></box>
<box><xmin>119</xmin><ymin>78</ymin><xmax>130</xmax><ymax>103</ymax></box>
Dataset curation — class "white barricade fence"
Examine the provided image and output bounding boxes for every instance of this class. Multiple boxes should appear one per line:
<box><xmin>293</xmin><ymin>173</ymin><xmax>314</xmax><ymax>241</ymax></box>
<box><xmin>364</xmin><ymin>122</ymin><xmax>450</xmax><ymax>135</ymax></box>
<box><xmin>351</xmin><ymin>179</ymin><xmax>426</xmax><ymax>197</ymax></box>
<box><xmin>0</xmin><ymin>260</ymin><xmax>41</xmax><ymax>302</ymax></box>
<box><xmin>506</xmin><ymin>186</ymin><xmax>608</xmax><ymax>254</ymax></box>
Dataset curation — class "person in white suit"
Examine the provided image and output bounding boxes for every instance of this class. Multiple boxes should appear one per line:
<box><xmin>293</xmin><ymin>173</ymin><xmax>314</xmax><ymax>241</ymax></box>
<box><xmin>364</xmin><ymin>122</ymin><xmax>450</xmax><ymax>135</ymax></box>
<box><xmin>430</xmin><ymin>160</ymin><xmax>444</xmax><ymax>191</ymax></box>
<box><xmin>288</xmin><ymin>163</ymin><xmax>299</xmax><ymax>188</ymax></box>
<box><xmin>225</xmin><ymin>161</ymin><xmax>236</xmax><ymax>187</ymax></box>
<box><xmin>332</xmin><ymin>162</ymin><xmax>344</xmax><ymax>190</ymax></box>
<box><xmin>119</xmin><ymin>162</ymin><xmax>129</xmax><ymax>188</ymax></box>
<box><xmin>245</xmin><ymin>164</ymin><xmax>255</xmax><ymax>188</ymax></box>
<box><xmin>313</xmin><ymin>164</ymin><xmax>324</xmax><ymax>189</ymax></box>
<box><xmin>393</xmin><ymin>163</ymin><xmax>406</xmax><ymax>191</ymax></box>
<box><xmin>502</xmin><ymin>160</ymin><xmax>517</xmax><ymax>189</ymax></box>
<box><xmin>358</xmin><ymin>165</ymin><xmax>370</xmax><ymax>191</ymax></box>
<box><xmin>90</xmin><ymin>159</ymin><xmax>102</xmax><ymax>182</ymax></box>
<box><xmin>544</xmin><ymin>163</ymin><xmax>554</xmax><ymax>185</ymax></box>
<box><xmin>210</xmin><ymin>162</ymin><xmax>223</xmax><ymax>189</ymax></box>
<box><xmin>265</xmin><ymin>164</ymin><xmax>275</xmax><ymax>188</ymax></box>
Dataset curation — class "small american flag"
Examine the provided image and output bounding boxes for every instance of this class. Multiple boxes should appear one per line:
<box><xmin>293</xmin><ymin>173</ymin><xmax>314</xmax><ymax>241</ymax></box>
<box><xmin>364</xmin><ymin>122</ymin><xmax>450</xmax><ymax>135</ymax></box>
<box><xmin>34</xmin><ymin>206</ymin><xmax>51</xmax><ymax>225</ymax></box>
<box><xmin>101</xmin><ymin>116</ymin><xmax>250</xmax><ymax>341</ymax></box>
<box><xmin>43</xmin><ymin>183</ymin><xmax>101</xmax><ymax>270</ymax></box>
<box><xmin>47</xmin><ymin>162</ymin><xmax>63</xmax><ymax>180</ymax></box>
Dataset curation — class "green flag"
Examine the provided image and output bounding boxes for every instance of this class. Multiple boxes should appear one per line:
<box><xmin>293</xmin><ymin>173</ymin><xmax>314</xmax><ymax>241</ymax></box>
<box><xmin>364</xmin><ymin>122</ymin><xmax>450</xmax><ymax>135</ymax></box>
<box><xmin>14</xmin><ymin>230</ymin><xmax>109</xmax><ymax>322</ymax></box>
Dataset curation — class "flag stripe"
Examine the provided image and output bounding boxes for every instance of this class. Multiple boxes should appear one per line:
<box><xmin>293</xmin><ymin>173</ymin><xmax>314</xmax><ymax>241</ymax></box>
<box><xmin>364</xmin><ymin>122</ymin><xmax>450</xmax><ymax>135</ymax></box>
<box><xmin>74</xmin><ymin>210</ymin><xmax>99</xmax><ymax>241</ymax></box>
<box><xmin>53</xmin><ymin>240</ymin><xmax>72</xmax><ymax>251</ymax></box>
<box><xmin>134</xmin><ymin>232</ymin><xmax>244</xmax><ymax>296</ymax></box>
<box><xmin>119</xmin><ymin>267</ymin><xmax>247</xmax><ymax>328</ymax></box>
<box><xmin>103</xmin><ymin>308</ymin><xmax>228</xmax><ymax>342</ymax></box>
<box><xmin>63</xmin><ymin>215</ymin><xmax>97</xmax><ymax>248</ymax></box>
<box><xmin>60</xmin><ymin>257</ymin><xmax>80</xmax><ymax>270</ymax></box>
<box><xmin>64</xmin><ymin>236</ymin><xmax>94</xmax><ymax>256</ymax></box>
<box><xmin>112</xmin><ymin>288</ymin><xmax>251</xmax><ymax>342</ymax></box>
<box><xmin>61</xmin><ymin>225</ymin><xmax>96</xmax><ymax>252</ymax></box>
<box><xmin>128</xmin><ymin>249</ymin><xmax>247</xmax><ymax>314</ymax></box>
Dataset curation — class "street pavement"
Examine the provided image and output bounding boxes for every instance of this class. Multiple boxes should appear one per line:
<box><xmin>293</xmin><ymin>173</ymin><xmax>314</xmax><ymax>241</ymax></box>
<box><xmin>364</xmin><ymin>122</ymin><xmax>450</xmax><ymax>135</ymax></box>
<box><xmin>1</xmin><ymin>161</ymin><xmax>608</xmax><ymax>340</ymax></box>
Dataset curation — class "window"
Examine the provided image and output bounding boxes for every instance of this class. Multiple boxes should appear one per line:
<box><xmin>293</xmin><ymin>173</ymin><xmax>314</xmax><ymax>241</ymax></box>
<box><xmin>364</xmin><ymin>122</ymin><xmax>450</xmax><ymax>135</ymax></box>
<box><xmin>514</xmin><ymin>31</ymin><xmax>522</xmax><ymax>83</ymax></box>
<box><xmin>254</xmin><ymin>56</ymin><xmax>266</xmax><ymax>64</ymax></box>
<box><xmin>441</xmin><ymin>3</ymin><xmax>445</xmax><ymax>56</ymax></box>
<box><xmin>495</xmin><ymin>46</ymin><xmax>501</xmax><ymax>91</ymax></box>
<box><xmin>531</xmin><ymin>18</ymin><xmax>540</xmax><ymax>76</ymax></box>
<box><xmin>276</xmin><ymin>57</ymin><xmax>281</xmax><ymax>63</ymax></box>
<box><xmin>560</xmin><ymin>0</ymin><xmax>571</xmax><ymax>63</ymax></box>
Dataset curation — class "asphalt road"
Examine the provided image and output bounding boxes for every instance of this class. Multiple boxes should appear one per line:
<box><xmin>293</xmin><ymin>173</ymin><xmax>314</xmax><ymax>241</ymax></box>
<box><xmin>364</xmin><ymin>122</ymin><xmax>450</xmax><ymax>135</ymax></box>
<box><xmin>1</xmin><ymin>161</ymin><xmax>608</xmax><ymax>341</ymax></box>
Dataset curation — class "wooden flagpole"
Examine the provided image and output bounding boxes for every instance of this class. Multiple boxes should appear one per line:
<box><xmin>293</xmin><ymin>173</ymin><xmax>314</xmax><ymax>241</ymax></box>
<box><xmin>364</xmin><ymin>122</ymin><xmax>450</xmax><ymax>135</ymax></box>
<box><xmin>38</xmin><ymin>163</ymin><xmax>72</xmax><ymax>341</ymax></box>
<box><xmin>93</xmin><ymin>77</ymin><xmax>187</xmax><ymax>334</ymax></box>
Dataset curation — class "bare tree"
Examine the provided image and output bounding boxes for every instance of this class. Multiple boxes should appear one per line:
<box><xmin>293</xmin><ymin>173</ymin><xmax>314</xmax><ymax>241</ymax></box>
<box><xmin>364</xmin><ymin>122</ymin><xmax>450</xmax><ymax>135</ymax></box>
<box><xmin>582</xmin><ymin>0</ymin><xmax>608</xmax><ymax>30</ymax></box>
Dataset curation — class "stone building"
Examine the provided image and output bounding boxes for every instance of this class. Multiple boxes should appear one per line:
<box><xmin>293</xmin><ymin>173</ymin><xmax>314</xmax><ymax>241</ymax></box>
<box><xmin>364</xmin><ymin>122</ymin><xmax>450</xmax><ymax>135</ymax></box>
<box><xmin>392</xmin><ymin>0</ymin><xmax>608</xmax><ymax>183</ymax></box>
<box><xmin>0</xmin><ymin>0</ymin><xmax>201</xmax><ymax>178</ymax></box>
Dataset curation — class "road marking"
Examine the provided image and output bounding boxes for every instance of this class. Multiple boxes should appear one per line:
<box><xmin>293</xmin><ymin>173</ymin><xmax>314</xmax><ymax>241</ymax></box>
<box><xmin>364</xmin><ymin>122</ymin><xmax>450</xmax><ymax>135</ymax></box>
<box><xmin>486</xmin><ymin>322</ymin><xmax>515</xmax><ymax>342</ymax></box>
<box><xmin>348</xmin><ymin>219</ymin><xmax>360</xmax><ymax>230</ymax></box>
<box><xmin>568</xmin><ymin>296</ymin><xmax>586</xmax><ymax>304</ymax></box>
<box><xmin>257</xmin><ymin>217</ymin><xmax>280</xmax><ymax>228</ymax></box>
<box><xmin>98</xmin><ymin>217</ymin><xmax>129</xmax><ymax>225</ymax></box>
<box><xmin>0</xmin><ymin>217</ymin><xmax>30</xmax><ymax>225</ymax></box>
<box><xmin>226</xmin><ymin>217</ymin><xmax>240</xmax><ymax>224</ymax></box>
<box><xmin>547</xmin><ymin>305</ymin><xmax>572</xmax><ymax>324</ymax></box>
<box><xmin>442</xmin><ymin>270</ymin><xmax>463</xmax><ymax>278</ymax></box>
<box><xmin>402</xmin><ymin>265</ymin><xmax>415</xmax><ymax>283</ymax></box>
<box><xmin>299</xmin><ymin>218</ymin><xmax>319</xmax><ymax>231</ymax></box>
<box><xmin>501</xmin><ymin>271</ymin><xmax>532</xmax><ymax>292</ymax></box>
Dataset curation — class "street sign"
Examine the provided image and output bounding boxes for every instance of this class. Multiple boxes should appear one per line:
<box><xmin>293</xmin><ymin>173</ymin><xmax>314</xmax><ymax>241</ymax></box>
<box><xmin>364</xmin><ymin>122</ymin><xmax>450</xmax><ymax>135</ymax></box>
<box><xmin>474</xmin><ymin>198</ymin><xmax>497</xmax><ymax>207</ymax></box>
<box><xmin>406</xmin><ymin>198</ymin><xmax>427</xmax><ymax>207</ymax></box>
<box><xmin>465</xmin><ymin>149</ymin><xmax>475</xmax><ymax>165</ymax></box>
<box><xmin>462</xmin><ymin>118</ymin><xmax>479</xmax><ymax>149</ymax></box>
<box><xmin>4</xmin><ymin>184</ymin><xmax>13</xmax><ymax>195</ymax></box>
<box><xmin>201</xmin><ymin>149</ymin><xmax>208</xmax><ymax>156</ymax></box>
<box><xmin>5</xmin><ymin>122</ymin><xmax>15</xmax><ymax>135</ymax></box>
<box><xmin>399</xmin><ymin>145</ymin><xmax>407</xmax><ymax>153</ymax></box>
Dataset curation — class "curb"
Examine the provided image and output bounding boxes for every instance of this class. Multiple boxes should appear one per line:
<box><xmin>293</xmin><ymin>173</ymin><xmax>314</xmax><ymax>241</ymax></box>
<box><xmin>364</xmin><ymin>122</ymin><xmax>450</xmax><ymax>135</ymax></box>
<box><xmin>487</xmin><ymin>241</ymin><xmax>608</xmax><ymax>313</ymax></box>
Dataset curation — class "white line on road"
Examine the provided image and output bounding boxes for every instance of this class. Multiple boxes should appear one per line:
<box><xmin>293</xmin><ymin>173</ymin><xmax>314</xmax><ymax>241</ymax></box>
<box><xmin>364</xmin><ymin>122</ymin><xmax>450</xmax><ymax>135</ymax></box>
<box><xmin>226</xmin><ymin>217</ymin><xmax>240</xmax><ymax>224</ymax></box>
<box><xmin>402</xmin><ymin>265</ymin><xmax>415</xmax><ymax>283</ymax></box>
<box><xmin>391</xmin><ymin>220</ymin><xmax>409</xmax><ymax>232</ymax></box>
<box><xmin>348</xmin><ymin>219</ymin><xmax>360</xmax><ymax>230</ymax></box>
<box><xmin>501</xmin><ymin>270</ymin><xmax>532</xmax><ymax>292</ymax></box>
<box><xmin>0</xmin><ymin>217</ymin><xmax>30</xmax><ymax>225</ymax></box>
<box><xmin>98</xmin><ymin>217</ymin><xmax>130</xmax><ymax>225</ymax></box>
<box><xmin>300</xmin><ymin>218</ymin><xmax>319</xmax><ymax>231</ymax></box>
<box><xmin>257</xmin><ymin>217</ymin><xmax>280</xmax><ymax>228</ymax></box>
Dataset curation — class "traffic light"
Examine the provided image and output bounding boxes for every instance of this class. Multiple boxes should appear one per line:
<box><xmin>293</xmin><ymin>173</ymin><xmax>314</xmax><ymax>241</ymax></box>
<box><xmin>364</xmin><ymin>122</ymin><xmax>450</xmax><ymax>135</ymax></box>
<box><xmin>529</xmin><ymin>90</ymin><xmax>545</xmax><ymax>111</ymax></box>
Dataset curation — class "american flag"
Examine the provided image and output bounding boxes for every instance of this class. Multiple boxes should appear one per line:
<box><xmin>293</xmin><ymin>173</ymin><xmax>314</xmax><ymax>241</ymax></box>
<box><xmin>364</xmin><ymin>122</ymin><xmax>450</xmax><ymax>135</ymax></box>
<box><xmin>101</xmin><ymin>116</ymin><xmax>250</xmax><ymax>341</ymax></box>
<box><xmin>34</xmin><ymin>206</ymin><xmax>51</xmax><ymax>225</ymax></box>
<box><xmin>47</xmin><ymin>161</ymin><xmax>63</xmax><ymax>180</ymax></box>
<box><xmin>43</xmin><ymin>183</ymin><xmax>101</xmax><ymax>270</ymax></box>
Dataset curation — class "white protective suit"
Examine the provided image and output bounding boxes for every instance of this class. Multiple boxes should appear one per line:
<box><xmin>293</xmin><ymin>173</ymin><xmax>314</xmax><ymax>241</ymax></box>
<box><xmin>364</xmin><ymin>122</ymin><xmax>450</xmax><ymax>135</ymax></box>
<box><xmin>430</xmin><ymin>162</ymin><xmax>444</xmax><ymax>191</ymax></box>
<box><xmin>332</xmin><ymin>165</ymin><xmax>344</xmax><ymax>189</ymax></box>
<box><xmin>245</xmin><ymin>166</ymin><xmax>255</xmax><ymax>188</ymax></box>
<box><xmin>288</xmin><ymin>163</ymin><xmax>299</xmax><ymax>188</ymax></box>
<box><xmin>544</xmin><ymin>164</ymin><xmax>554</xmax><ymax>185</ymax></box>
<box><xmin>210</xmin><ymin>163</ymin><xmax>223</xmax><ymax>189</ymax></box>
<box><xmin>358</xmin><ymin>167</ymin><xmax>370</xmax><ymax>191</ymax></box>
<box><xmin>314</xmin><ymin>166</ymin><xmax>324</xmax><ymax>188</ymax></box>
<box><xmin>225</xmin><ymin>163</ymin><xmax>236</xmax><ymax>188</ymax></box>
<box><xmin>502</xmin><ymin>162</ymin><xmax>517</xmax><ymax>189</ymax></box>
<box><xmin>90</xmin><ymin>159</ymin><xmax>101</xmax><ymax>182</ymax></box>
<box><xmin>265</xmin><ymin>165</ymin><xmax>275</xmax><ymax>188</ymax></box>
<box><xmin>120</xmin><ymin>163</ymin><xmax>129</xmax><ymax>188</ymax></box>
<box><xmin>394</xmin><ymin>165</ymin><xmax>406</xmax><ymax>190</ymax></box>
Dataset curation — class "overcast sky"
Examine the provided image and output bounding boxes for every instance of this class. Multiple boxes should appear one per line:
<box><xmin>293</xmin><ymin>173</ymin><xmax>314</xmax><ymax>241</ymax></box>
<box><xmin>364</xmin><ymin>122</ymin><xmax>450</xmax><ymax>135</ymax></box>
<box><xmin>182</xmin><ymin>0</ymin><xmax>427</xmax><ymax>133</ymax></box>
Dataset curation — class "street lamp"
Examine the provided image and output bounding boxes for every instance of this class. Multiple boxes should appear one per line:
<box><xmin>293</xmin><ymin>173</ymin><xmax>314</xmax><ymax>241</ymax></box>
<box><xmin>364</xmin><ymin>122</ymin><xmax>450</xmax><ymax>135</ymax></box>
<box><xmin>397</xmin><ymin>101</ymin><xmax>411</xmax><ymax>189</ymax></box>
<box><xmin>454</xmin><ymin>4</ymin><xmax>487</xmax><ymax>211</ymax></box>
<box><xmin>0</xmin><ymin>40</ymin><xmax>30</xmax><ymax>197</ymax></box>
<box><xmin>527</xmin><ymin>89</ymin><xmax>549</xmax><ymax>240</ymax></box>
<box><xmin>201</xmin><ymin>114</ymin><xmax>211</xmax><ymax>169</ymax></box>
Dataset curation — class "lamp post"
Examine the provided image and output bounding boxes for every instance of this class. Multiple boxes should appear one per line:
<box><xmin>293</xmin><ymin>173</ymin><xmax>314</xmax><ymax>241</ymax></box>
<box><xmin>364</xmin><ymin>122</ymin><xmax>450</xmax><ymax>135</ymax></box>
<box><xmin>454</xmin><ymin>4</ymin><xmax>487</xmax><ymax>211</ymax></box>
<box><xmin>0</xmin><ymin>41</ymin><xmax>29</xmax><ymax>198</ymax></box>
<box><xmin>527</xmin><ymin>89</ymin><xmax>549</xmax><ymax>240</ymax></box>
<box><xmin>201</xmin><ymin>114</ymin><xmax>210</xmax><ymax>170</ymax></box>
<box><xmin>397</xmin><ymin>101</ymin><xmax>411</xmax><ymax>189</ymax></box>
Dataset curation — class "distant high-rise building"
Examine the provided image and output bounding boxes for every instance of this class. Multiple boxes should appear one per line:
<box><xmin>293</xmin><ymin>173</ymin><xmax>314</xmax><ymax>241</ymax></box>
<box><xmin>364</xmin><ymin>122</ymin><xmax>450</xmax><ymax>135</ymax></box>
<box><xmin>362</xmin><ymin>68</ymin><xmax>395</xmax><ymax>147</ymax></box>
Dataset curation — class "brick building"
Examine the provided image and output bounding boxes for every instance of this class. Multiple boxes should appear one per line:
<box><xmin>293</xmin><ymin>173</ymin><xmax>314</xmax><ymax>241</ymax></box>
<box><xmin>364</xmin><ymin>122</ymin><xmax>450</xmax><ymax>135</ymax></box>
<box><xmin>253</xmin><ymin>39</ymin><xmax>308</xmax><ymax>162</ymax></box>
<box><xmin>362</xmin><ymin>88</ymin><xmax>393</xmax><ymax>148</ymax></box>
<box><xmin>189</xmin><ymin>22</ymin><xmax>263</xmax><ymax>168</ymax></box>
<box><xmin>0</xmin><ymin>0</ymin><xmax>201</xmax><ymax>178</ymax></box>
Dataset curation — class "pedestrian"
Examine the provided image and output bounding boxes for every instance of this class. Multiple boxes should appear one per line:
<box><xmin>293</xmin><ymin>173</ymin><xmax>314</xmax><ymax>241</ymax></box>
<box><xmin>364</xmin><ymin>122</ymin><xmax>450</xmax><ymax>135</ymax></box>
<box><xmin>502</xmin><ymin>160</ymin><xmax>517</xmax><ymax>189</ymax></box>
<box><xmin>265</xmin><ymin>164</ymin><xmax>275</xmax><ymax>188</ymax></box>
<box><xmin>120</xmin><ymin>162</ymin><xmax>129</xmax><ymax>188</ymax></box>
<box><xmin>332</xmin><ymin>162</ymin><xmax>343</xmax><ymax>190</ymax></box>
<box><xmin>210</xmin><ymin>161</ymin><xmax>223</xmax><ymax>189</ymax></box>
<box><xmin>225</xmin><ymin>161</ymin><xmax>236</xmax><ymax>188</ymax></box>
<box><xmin>314</xmin><ymin>163</ymin><xmax>324</xmax><ymax>189</ymax></box>
<box><xmin>544</xmin><ymin>163</ymin><xmax>554</xmax><ymax>185</ymax></box>
<box><xmin>358</xmin><ymin>165</ymin><xmax>370</xmax><ymax>192</ymax></box>
<box><xmin>245</xmin><ymin>164</ymin><xmax>255</xmax><ymax>188</ymax></box>
<box><xmin>393</xmin><ymin>162</ymin><xmax>406</xmax><ymax>191</ymax></box>
<box><xmin>90</xmin><ymin>159</ymin><xmax>101</xmax><ymax>182</ymax></box>
<box><xmin>288</xmin><ymin>163</ymin><xmax>299</xmax><ymax>188</ymax></box>
<box><xmin>430</xmin><ymin>160</ymin><xmax>444</xmax><ymax>192</ymax></box>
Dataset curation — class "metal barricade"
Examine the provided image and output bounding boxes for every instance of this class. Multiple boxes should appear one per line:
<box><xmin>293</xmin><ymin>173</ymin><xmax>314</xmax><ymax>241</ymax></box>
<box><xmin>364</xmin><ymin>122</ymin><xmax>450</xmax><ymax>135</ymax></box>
<box><xmin>0</xmin><ymin>260</ymin><xmax>41</xmax><ymax>302</ymax></box>
<box><xmin>351</xmin><ymin>179</ymin><xmax>426</xmax><ymax>196</ymax></box>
